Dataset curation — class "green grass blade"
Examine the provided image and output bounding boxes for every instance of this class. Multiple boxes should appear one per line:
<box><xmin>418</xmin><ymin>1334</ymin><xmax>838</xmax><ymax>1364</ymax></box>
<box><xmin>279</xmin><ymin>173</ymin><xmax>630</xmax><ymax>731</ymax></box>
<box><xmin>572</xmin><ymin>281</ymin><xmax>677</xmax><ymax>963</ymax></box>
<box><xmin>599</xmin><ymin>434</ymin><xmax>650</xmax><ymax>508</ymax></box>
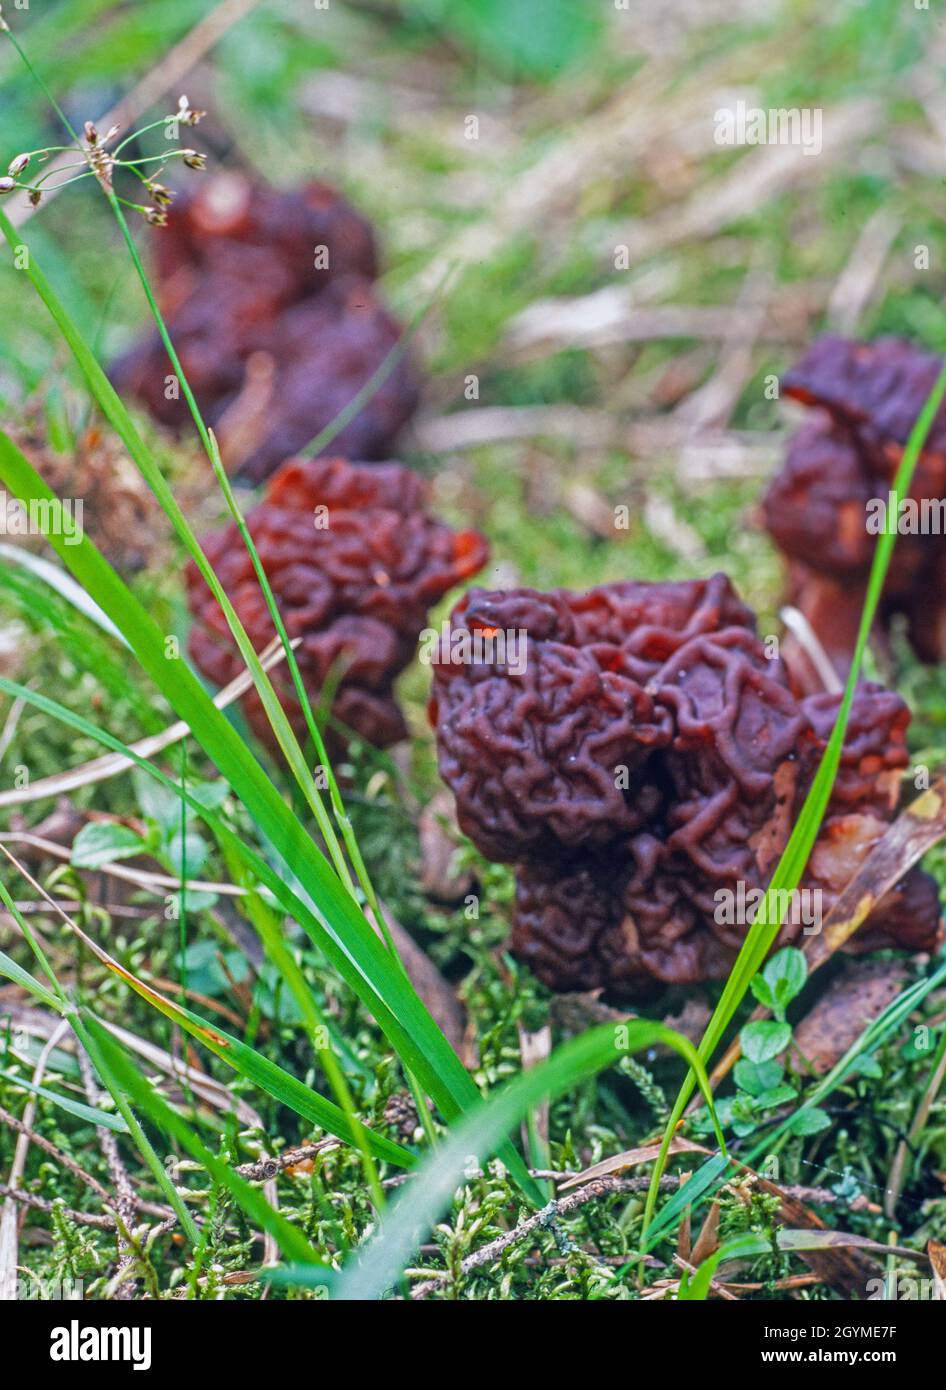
<box><xmin>83</xmin><ymin>1015</ymin><xmax>327</xmax><ymax>1267</ymax></box>
<box><xmin>216</xmin><ymin>843</ymin><xmax>395</xmax><ymax>1201</ymax></box>
<box><xmin>678</xmin><ymin>1229</ymin><xmax>893</xmax><ymax>1300</ymax></box>
<box><xmin>0</xmin><ymin>542</ymin><xmax>125</xmax><ymax>643</ymax></box>
<box><xmin>0</xmin><ymin>679</ymin><xmax>408</xmax><ymax>1168</ymax></box>
<box><xmin>0</xmin><ymin>1066</ymin><xmax>128</xmax><ymax>1132</ymax></box>
<box><xmin>333</xmin><ymin>1020</ymin><xmax>723</xmax><ymax>1300</ymax></box>
<box><xmin>98</xmin><ymin>195</ymin><xmax>445</xmax><ymax>1156</ymax></box>
<box><xmin>0</xmin><ymin>663</ymin><xmax>532</xmax><ymax>1185</ymax></box>
<box><xmin>0</xmin><ymin>871</ymin><xmax>201</xmax><ymax>1240</ymax></box>
<box><xmin>0</xmin><ymin>431</ymin><xmax>540</xmax><ymax>1200</ymax></box>
<box><xmin>628</xmin><ymin>953</ymin><xmax>946</xmax><ymax>1273</ymax></box>
<box><xmin>0</xmin><ymin>207</ymin><xmax>375</xmax><ymax>886</ymax></box>
<box><xmin>641</xmin><ymin>356</ymin><xmax>946</xmax><ymax>1250</ymax></box>
<box><xmin>93</xmin><ymin>946</ymin><xmax>414</xmax><ymax>1168</ymax></box>
<box><xmin>0</xmin><ymin>946</ymin><xmax>62</xmax><ymax>1011</ymax></box>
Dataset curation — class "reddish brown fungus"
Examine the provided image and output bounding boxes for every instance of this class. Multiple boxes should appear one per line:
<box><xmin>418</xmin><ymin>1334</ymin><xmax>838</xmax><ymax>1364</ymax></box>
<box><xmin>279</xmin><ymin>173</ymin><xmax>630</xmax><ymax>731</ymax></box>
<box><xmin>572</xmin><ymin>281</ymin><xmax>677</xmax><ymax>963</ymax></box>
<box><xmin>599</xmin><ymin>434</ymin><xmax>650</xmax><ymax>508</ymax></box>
<box><xmin>186</xmin><ymin>455</ymin><xmax>488</xmax><ymax>754</ymax></box>
<box><xmin>110</xmin><ymin>173</ymin><xmax>420</xmax><ymax>480</ymax></box>
<box><xmin>765</xmin><ymin>336</ymin><xmax>946</xmax><ymax>678</ymax></box>
<box><xmin>430</xmin><ymin>574</ymin><xmax>942</xmax><ymax>995</ymax></box>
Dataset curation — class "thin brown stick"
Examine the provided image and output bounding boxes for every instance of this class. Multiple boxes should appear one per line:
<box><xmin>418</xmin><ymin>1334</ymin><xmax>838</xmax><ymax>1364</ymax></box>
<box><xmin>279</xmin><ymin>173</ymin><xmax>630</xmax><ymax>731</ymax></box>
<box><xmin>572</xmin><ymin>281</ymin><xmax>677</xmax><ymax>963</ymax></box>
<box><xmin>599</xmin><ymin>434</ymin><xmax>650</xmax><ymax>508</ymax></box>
<box><xmin>79</xmin><ymin>1047</ymin><xmax>139</xmax><ymax>1298</ymax></box>
<box><xmin>0</xmin><ymin>1183</ymin><xmax>114</xmax><ymax>1230</ymax></box>
<box><xmin>0</xmin><ymin>1020</ymin><xmax>69</xmax><ymax>1296</ymax></box>
<box><xmin>410</xmin><ymin>1175</ymin><xmax>676</xmax><ymax>1299</ymax></box>
<box><xmin>0</xmin><ymin>1100</ymin><xmax>114</xmax><ymax>1205</ymax></box>
<box><xmin>0</xmin><ymin>634</ymin><xmax>296</xmax><ymax>810</ymax></box>
<box><xmin>235</xmin><ymin>1140</ymin><xmax>340</xmax><ymax>1183</ymax></box>
<box><xmin>0</xmin><ymin>832</ymin><xmax>246</xmax><ymax>898</ymax></box>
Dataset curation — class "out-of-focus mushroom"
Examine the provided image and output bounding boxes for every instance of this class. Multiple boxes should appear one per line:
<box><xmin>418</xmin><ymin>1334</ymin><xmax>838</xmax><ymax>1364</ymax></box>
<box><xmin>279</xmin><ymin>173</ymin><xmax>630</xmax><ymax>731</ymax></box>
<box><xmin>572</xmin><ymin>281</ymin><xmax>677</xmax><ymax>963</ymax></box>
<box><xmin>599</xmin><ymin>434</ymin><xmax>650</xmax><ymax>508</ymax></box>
<box><xmin>110</xmin><ymin>173</ymin><xmax>420</xmax><ymax>481</ymax></box>
<box><xmin>764</xmin><ymin>336</ymin><xmax>946</xmax><ymax>679</ymax></box>
<box><xmin>152</xmin><ymin>174</ymin><xmax>378</xmax><ymax>310</ymax></box>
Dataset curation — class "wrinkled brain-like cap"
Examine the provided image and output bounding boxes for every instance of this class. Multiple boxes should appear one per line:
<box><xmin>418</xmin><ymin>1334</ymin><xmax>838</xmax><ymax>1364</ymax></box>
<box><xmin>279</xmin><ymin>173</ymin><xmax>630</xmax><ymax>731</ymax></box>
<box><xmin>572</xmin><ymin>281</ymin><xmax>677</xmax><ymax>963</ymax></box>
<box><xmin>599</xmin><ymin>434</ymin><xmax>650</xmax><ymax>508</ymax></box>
<box><xmin>430</xmin><ymin>572</ymin><xmax>943</xmax><ymax>994</ymax></box>
<box><xmin>187</xmin><ymin>455</ymin><xmax>488</xmax><ymax>753</ymax></box>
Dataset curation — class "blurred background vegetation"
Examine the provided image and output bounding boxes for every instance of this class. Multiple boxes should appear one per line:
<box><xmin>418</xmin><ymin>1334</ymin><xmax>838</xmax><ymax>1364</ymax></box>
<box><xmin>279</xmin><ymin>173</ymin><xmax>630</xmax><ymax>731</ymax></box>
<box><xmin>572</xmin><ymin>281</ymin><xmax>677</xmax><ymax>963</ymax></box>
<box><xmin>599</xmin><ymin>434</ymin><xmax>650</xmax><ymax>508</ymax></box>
<box><xmin>3</xmin><ymin>0</ymin><xmax>946</xmax><ymax>1300</ymax></box>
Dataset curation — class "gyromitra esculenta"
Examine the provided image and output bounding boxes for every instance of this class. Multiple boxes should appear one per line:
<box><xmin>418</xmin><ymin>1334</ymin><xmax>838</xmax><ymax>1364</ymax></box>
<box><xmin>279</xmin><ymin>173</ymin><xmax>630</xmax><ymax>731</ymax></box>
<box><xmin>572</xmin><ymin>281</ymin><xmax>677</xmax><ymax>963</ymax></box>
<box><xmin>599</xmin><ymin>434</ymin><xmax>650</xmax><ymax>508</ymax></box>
<box><xmin>187</xmin><ymin>455</ymin><xmax>488</xmax><ymax>753</ymax></box>
<box><xmin>764</xmin><ymin>336</ymin><xmax>946</xmax><ymax>681</ymax></box>
<box><xmin>429</xmin><ymin>573</ymin><xmax>942</xmax><ymax>995</ymax></box>
<box><xmin>110</xmin><ymin>173</ymin><xmax>420</xmax><ymax>482</ymax></box>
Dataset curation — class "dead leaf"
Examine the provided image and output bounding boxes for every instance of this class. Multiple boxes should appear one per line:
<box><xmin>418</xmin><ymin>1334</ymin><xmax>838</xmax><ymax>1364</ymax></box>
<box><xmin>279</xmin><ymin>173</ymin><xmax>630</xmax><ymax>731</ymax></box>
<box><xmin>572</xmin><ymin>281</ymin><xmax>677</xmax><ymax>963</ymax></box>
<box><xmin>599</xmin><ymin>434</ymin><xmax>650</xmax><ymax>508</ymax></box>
<box><xmin>701</xmin><ymin>779</ymin><xmax>946</xmax><ymax>1099</ymax></box>
<box><xmin>560</xmin><ymin>1137</ymin><xmax>708</xmax><ymax>1190</ymax></box>
<box><xmin>690</xmin><ymin>1200</ymin><xmax>721</xmax><ymax>1267</ymax></box>
<box><xmin>805</xmin><ymin>778</ymin><xmax>946</xmax><ymax>972</ymax></box>
<box><xmin>758</xmin><ymin>1179</ymin><xmax>885</xmax><ymax>1296</ymax></box>
<box><xmin>550</xmin><ymin>990</ymin><xmax>632</xmax><ymax>1034</ymax></box>
<box><xmin>662</xmin><ymin>998</ymin><xmax>712</xmax><ymax>1048</ymax></box>
<box><xmin>928</xmin><ymin>1240</ymin><xmax>946</xmax><ymax>1300</ymax></box>
<box><xmin>417</xmin><ymin>792</ymin><xmax>473</xmax><ymax>903</ymax></box>
<box><xmin>792</xmin><ymin>959</ymin><xmax>909</xmax><ymax>1075</ymax></box>
<box><xmin>519</xmin><ymin>1024</ymin><xmax>552</xmax><ymax>1151</ymax></box>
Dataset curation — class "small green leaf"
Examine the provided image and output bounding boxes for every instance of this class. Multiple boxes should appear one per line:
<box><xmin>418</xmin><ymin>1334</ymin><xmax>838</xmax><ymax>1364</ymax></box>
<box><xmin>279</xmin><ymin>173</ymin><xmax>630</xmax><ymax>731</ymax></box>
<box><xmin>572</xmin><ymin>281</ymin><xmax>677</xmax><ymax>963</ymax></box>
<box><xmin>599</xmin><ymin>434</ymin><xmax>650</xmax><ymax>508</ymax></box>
<box><xmin>849</xmin><ymin>1053</ymin><xmax>883</xmax><ymax>1079</ymax></box>
<box><xmin>692</xmin><ymin>1095</ymin><xmax>734</xmax><ymax>1135</ymax></box>
<box><xmin>788</xmin><ymin>1106</ymin><xmax>832</xmax><ymax>1136</ymax></box>
<box><xmin>749</xmin><ymin>975</ymin><xmax>776</xmax><ymax>1010</ymax></box>
<box><xmin>763</xmin><ymin>947</ymin><xmax>807</xmax><ymax>1011</ymax></box>
<box><xmin>188</xmin><ymin>779</ymin><xmax>231</xmax><ymax>812</ymax></box>
<box><xmin>70</xmin><ymin>821</ymin><xmax>147</xmax><ymax>870</ymax></box>
<box><xmin>165</xmin><ymin>828</ymin><xmax>209</xmax><ymax>878</ymax></box>
<box><xmin>752</xmin><ymin>1083</ymin><xmax>798</xmax><ymax>1111</ymax></box>
<box><xmin>740</xmin><ymin>1019</ymin><xmax>792</xmax><ymax>1064</ymax></box>
<box><xmin>734</xmin><ymin>1057</ymin><xmax>784</xmax><ymax>1097</ymax></box>
<box><xmin>165</xmin><ymin>889</ymin><xmax>218</xmax><ymax>915</ymax></box>
<box><xmin>132</xmin><ymin>768</ymin><xmax>182</xmax><ymax>834</ymax></box>
<box><xmin>731</xmin><ymin>1094</ymin><xmax>760</xmax><ymax>1137</ymax></box>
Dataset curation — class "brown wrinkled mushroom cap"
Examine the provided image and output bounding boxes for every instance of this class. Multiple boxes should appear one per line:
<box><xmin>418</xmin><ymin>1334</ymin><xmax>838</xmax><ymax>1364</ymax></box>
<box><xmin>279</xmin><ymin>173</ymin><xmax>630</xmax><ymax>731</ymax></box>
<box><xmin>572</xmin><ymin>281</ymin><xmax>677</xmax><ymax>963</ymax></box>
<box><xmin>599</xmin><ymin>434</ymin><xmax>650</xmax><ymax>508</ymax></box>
<box><xmin>109</xmin><ymin>174</ymin><xmax>420</xmax><ymax>482</ymax></box>
<box><xmin>430</xmin><ymin>573</ymin><xmax>943</xmax><ymax>995</ymax></box>
<box><xmin>187</xmin><ymin>455</ymin><xmax>488</xmax><ymax>753</ymax></box>
<box><xmin>782</xmin><ymin>335</ymin><xmax>946</xmax><ymax>483</ymax></box>
<box><xmin>153</xmin><ymin>174</ymin><xmax>379</xmax><ymax>308</ymax></box>
<box><xmin>765</xmin><ymin>336</ymin><xmax>946</xmax><ymax>676</ymax></box>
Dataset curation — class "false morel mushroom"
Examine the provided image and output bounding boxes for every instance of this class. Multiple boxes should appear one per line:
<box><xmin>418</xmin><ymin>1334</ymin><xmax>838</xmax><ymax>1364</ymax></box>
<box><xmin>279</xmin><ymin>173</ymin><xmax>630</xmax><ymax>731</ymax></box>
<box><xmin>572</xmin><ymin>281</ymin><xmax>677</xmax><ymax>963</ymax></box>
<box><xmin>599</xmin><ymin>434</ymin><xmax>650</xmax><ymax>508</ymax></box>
<box><xmin>764</xmin><ymin>335</ymin><xmax>946</xmax><ymax>681</ymax></box>
<box><xmin>110</xmin><ymin>173</ymin><xmax>420</xmax><ymax>481</ymax></box>
<box><xmin>186</xmin><ymin>455</ymin><xmax>488</xmax><ymax>753</ymax></box>
<box><xmin>429</xmin><ymin>573</ymin><xmax>942</xmax><ymax>994</ymax></box>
